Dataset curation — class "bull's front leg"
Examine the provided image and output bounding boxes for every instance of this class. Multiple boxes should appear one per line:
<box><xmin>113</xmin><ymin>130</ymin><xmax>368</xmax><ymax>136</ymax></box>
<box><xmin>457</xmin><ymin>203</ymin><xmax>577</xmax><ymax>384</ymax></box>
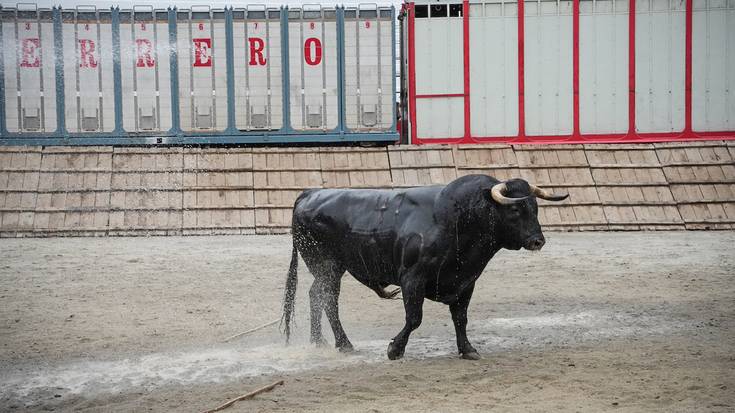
<box><xmin>387</xmin><ymin>274</ymin><xmax>426</xmax><ymax>360</ymax></box>
<box><xmin>450</xmin><ymin>282</ymin><xmax>481</xmax><ymax>360</ymax></box>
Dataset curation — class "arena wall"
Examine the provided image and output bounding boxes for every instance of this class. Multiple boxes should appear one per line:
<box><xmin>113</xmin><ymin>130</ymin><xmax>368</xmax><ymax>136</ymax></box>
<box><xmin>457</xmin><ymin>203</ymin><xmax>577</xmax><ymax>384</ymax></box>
<box><xmin>0</xmin><ymin>141</ymin><xmax>733</xmax><ymax>237</ymax></box>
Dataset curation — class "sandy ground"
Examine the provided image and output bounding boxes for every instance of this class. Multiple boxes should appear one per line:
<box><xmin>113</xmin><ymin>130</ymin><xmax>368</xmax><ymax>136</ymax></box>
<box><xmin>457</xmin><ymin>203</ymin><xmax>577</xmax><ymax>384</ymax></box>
<box><xmin>0</xmin><ymin>232</ymin><xmax>733</xmax><ymax>412</ymax></box>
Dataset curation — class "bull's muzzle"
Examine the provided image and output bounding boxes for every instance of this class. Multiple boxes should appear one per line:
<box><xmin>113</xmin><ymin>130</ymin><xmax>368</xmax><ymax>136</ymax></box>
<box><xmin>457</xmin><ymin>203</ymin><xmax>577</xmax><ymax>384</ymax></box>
<box><xmin>524</xmin><ymin>235</ymin><xmax>546</xmax><ymax>251</ymax></box>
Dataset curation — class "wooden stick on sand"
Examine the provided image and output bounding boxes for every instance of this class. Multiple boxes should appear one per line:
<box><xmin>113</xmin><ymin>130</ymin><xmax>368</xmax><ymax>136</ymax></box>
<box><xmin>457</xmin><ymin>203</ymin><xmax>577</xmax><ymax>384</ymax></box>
<box><xmin>201</xmin><ymin>380</ymin><xmax>284</xmax><ymax>413</ymax></box>
<box><xmin>222</xmin><ymin>319</ymin><xmax>280</xmax><ymax>343</ymax></box>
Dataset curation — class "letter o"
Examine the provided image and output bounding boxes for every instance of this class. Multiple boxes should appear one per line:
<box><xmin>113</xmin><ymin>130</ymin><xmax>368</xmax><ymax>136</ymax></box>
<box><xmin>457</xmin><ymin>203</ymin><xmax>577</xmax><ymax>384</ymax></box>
<box><xmin>304</xmin><ymin>37</ymin><xmax>322</xmax><ymax>66</ymax></box>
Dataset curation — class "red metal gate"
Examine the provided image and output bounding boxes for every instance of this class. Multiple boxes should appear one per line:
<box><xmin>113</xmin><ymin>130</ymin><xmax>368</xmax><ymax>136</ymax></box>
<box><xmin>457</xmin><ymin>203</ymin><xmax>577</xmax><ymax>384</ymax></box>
<box><xmin>404</xmin><ymin>0</ymin><xmax>735</xmax><ymax>144</ymax></box>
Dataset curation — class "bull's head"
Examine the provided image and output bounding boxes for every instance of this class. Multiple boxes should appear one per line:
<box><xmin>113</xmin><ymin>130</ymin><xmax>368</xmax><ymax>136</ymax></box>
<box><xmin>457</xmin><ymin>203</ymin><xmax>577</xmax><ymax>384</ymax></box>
<box><xmin>488</xmin><ymin>179</ymin><xmax>568</xmax><ymax>251</ymax></box>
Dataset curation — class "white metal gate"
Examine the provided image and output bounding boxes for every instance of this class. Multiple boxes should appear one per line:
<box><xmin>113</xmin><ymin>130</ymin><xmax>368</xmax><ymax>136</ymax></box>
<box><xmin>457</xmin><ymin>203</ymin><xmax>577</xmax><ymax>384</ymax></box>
<box><xmin>524</xmin><ymin>0</ymin><xmax>574</xmax><ymax>136</ymax></box>
<box><xmin>343</xmin><ymin>6</ymin><xmax>394</xmax><ymax>131</ymax></box>
<box><xmin>412</xmin><ymin>3</ymin><xmax>465</xmax><ymax>139</ymax></box>
<box><xmin>2</xmin><ymin>7</ymin><xmax>57</xmax><ymax>133</ymax></box>
<box><xmin>579</xmin><ymin>0</ymin><xmax>629</xmax><ymax>134</ymax></box>
<box><xmin>288</xmin><ymin>6</ymin><xmax>339</xmax><ymax>131</ymax></box>
<box><xmin>469</xmin><ymin>0</ymin><xmax>519</xmax><ymax>137</ymax></box>
<box><xmin>407</xmin><ymin>0</ymin><xmax>735</xmax><ymax>144</ymax></box>
<box><xmin>692</xmin><ymin>0</ymin><xmax>735</xmax><ymax>132</ymax></box>
<box><xmin>62</xmin><ymin>7</ymin><xmax>115</xmax><ymax>133</ymax></box>
<box><xmin>635</xmin><ymin>0</ymin><xmax>686</xmax><ymax>133</ymax></box>
<box><xmin>233</xmin><ymin>7</ymin><xmax>283</xmax><ymax>131</ymax></box>
<box><xmin>119</xmin><ymin>7</ymin><xmax>172</xmax><ymax>133</ymax></box>
<box><xmin>177</xmin><ymin>7</ymin><xmax>227</xmax><ymax>132</ymax></box>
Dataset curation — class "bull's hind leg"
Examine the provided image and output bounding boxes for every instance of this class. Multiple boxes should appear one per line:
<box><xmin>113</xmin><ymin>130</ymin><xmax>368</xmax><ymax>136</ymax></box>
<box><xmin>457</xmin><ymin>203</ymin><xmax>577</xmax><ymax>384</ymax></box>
<box><xmin>322</xmin><ymin>273</ymin><xmax>354</xmax><ymax>352</ymax></box>
<box><xmin>305</xmin><ymin>258</ymin><xmax>351</xmax><ymax>351</ymax></box>
<box><xmin>308</xmin><ymin>278</ymin><xmax>329</xmax><ymax>347</ymax></box>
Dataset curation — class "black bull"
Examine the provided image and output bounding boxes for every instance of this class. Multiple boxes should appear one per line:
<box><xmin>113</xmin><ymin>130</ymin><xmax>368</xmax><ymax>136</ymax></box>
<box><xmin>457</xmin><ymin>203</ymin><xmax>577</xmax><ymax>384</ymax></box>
<box><xmin>281</xmin><ymin>174</ymin><xmax>568</xmax><ymax>360</ymax></box>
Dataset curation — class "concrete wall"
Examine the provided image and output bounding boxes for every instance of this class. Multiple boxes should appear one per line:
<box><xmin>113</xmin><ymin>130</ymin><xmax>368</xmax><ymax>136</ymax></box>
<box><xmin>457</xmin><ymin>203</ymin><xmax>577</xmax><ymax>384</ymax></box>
<box><xmin>0</xmin><ymin>141</ymin><xmax>733</xmax><ymax>237</ymax></box>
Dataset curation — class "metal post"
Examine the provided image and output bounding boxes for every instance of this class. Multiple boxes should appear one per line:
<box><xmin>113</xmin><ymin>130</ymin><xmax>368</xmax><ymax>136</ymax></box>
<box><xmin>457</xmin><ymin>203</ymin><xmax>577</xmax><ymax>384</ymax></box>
<box><xmin>336</xmin><ymin>6</ymin><xmax>345</xmax><ymax>136</ymax></box>
<box><xmin>0</xmin><ymin>6</ymin><xmax>7</xmax><ymax>137</ymax></box>
<box><xmin>280</xmin><ymin>6</ymin><xmax>291</xmax><ymax>133</ymax></box>
<box><xmin>224</xmin><ymin>6</ymin><xmax>236</xmax><ymax>134</ymax></box>
<box><xmin>111</xmin><ymin>7</ymin><xmax>124</xmax><ymax>135</ymax></box>
<box><xmin>168</xmin><ymin>7</ymin><xmax>181</xmax><ymax>135</ymax></box>
<box><xmin>53</xmin><ymin>7</ymin><xmax>66</xmax><ymax>137</ymax></box>
<box><xmin>391</xmin><ymin>6</ymin><xmax>397</xmax><ymax>134</ymax></box>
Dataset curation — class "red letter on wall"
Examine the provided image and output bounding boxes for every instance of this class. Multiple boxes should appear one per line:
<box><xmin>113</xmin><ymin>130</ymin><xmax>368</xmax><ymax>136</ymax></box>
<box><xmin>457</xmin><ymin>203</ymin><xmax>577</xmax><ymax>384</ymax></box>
<box><xmin>193</xmin><ymin>38</ymin><xmax>212</xmax><ymax>67</ymax></box>
<box><xmin>248</xmin><ymin>38</ymin><xmax>266</xmax><ymax>66</ymax></box>
<box><xmin>304</xmin><ymin>37</ymin><xmax>322</xmax><ymax>66</ymax></box>
<box><xmin>78</xmin><ymin>39</ymin><xmax>98</xmax><ymax>68</ymax></box>
<box><xmin>20</xmin><ymin>38</ymin><xmax>40</xmax><ymax>68</ymax></box>
<box><xmin>135</xmin><ymin>39</ymin><xmax>155</xmax><ymax>68</ymax></box>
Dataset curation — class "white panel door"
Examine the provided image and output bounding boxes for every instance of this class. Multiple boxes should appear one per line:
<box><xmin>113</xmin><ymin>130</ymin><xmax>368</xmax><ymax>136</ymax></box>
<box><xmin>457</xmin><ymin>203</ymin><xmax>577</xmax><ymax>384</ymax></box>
<box><xmin>524</xmin><ymin>0</ymin><xmax>574</xmax><ymax>136</ymax></box>
<box><xmin>635</xmin><ymin>0</ymin><xmax>686</xmax><ymax>133</ymax></box>
<box><xmin>469</xmin><ymin>1</ymin><xmax>519</xmax><ymax>137</ymax></box>
<box><xmin>579</xmin><ymin>0</ymin><xmax>629</xmax><ymax>134</ymax></box>
<box><xmin>177</xmin><ymin>9</ymin><xmax>228</xmax><ymax>132</ymax></box>
<box><xmin>62</xmin><ymin>9</ymin><xmax>115</xmax><ymax>133</ymax></box>
<box><xmin>344</xmin><ymin>7</ymin><xmax>394</xmax><ymax>131</ymax></box>
<box><xmin>120</xmin><ymin>9</ymin><xmax>172</xmax><ymax>133</ymax></box>
<box><xmin>414</xmin><ymin>11</ymin><xmax>464</xmax><ymax>139</ymax></box>
<box><xmin>2</xmin><ymin>8</ymin><xmax>57</xmax><ymax>133</ymax></box>
<box><xmin>288</xmin><ymin>8</ymin><xmax>339</xmax><ymax>131</ymax></box>
<box><xmin>692</xmin><ymin>0</ymin><xmax>735</xmax><ymax>132</ymax></box>
<box><xmin>233</xmin><ymin>8</ymin><xmax>283</xmax><ymax>131</ymax></box>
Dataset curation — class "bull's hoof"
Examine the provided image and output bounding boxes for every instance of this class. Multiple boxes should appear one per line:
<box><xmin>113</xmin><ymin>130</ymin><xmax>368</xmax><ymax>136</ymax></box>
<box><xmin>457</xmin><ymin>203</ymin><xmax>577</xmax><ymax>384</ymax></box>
<box><xmin>311</xmin><ymin>337</ymin><xmax>329</xmax><ymax>347</ymax></box>
<box><xmin>376</xmin><ymin>286</ymin><xmax>401</xmax><ymax>300</ymax></box>
<box><xmin>387</xmin><ymin>341</ymin><xmax>404</xmax><ymax>360</ymax></box>
<box><xmin>384</xmin><ymin>287</ymin><xmax>402</xmax><ymax>299</ymax></box>
<box><xmin>461</xmin><ymin>351</ymin><xmax>482</xmax><ymax>360</ymax></box>
<box><xmin>337</xmin><ymin>342</ymin><xmax>354</xmax><ymax>353</ymax></box>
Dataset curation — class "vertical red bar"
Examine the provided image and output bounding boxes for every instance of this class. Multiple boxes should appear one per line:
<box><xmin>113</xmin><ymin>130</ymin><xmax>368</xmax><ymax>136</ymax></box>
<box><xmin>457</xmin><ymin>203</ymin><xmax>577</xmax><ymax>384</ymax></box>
<box><xmin>684</xmin><ymin>0</ymin><xmax>693</xmax><ymax>135</ymax></box>
<box><xmin>407</xmin><ymin>4</ymin><xmax>418</xmax><ymax>144</ymax></box>
<box><xmin>628</xmin><ymin>0</ymin><xmax>636</xmax><ymax>137</ymax></box>
<box><xmin>463</xmin><ymin>0</ymin><xmax>471</xmax><ymax>142</ymax></box>
<box><xmin>517</xmin><ymin>0</ymin><xmax>526</xmax><ymax>140</ymax></box>
<box><xmin>572</xmin><ymin>0</ymin><xmax>580</xmax><ymax>138</ymax></box>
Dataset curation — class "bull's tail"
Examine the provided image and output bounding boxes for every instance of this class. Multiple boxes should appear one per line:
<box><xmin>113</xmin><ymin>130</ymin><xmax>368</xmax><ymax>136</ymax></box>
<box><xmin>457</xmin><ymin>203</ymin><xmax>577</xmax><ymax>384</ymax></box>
<box><xmin>281</xmin><ymin>238</ymin><xmax>299</xmax><ymax>343</ymax></box>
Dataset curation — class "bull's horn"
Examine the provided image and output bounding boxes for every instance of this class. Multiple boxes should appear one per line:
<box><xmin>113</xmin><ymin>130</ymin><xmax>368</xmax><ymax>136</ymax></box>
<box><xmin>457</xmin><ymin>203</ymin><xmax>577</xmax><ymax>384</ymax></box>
<box><xmin>490</xmin><ymin>182</ymin><xmax>530</xmax><ymax>205</ymax></box>
<box><xmin>530</xmin><ymin>185</ymin><xmax>569</xmax><ymax>201</ymax></box>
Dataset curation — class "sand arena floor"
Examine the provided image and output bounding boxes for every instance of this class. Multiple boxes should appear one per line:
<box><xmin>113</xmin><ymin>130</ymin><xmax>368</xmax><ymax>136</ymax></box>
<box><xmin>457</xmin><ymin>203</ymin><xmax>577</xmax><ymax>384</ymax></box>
<box><xmin>0</xmin><ymin>232</ymin><xmax>733</xmax><ymax>412</ymax></box>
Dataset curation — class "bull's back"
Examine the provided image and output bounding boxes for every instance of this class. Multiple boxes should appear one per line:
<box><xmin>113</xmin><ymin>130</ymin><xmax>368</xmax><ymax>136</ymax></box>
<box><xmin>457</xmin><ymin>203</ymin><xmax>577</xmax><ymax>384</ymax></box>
<box><xmin>293</xmin><ymin>187</ymin><xmax>441</xmax><ymax>232</ymax></box>
<box><xmin>293</xmin><ymin>188</ymin><xmax>402</xmax><ymax>235</ymax></box>
<box><xmin>291</xmin><ymin>187</ymin><xmax>440</xmax><ymax>282</ymax></box>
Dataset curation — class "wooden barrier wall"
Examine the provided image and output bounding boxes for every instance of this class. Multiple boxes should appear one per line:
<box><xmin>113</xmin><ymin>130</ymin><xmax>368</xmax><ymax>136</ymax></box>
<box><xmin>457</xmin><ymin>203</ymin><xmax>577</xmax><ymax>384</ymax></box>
<box><xmin>0</xmin><ymin>141</ymin><xmax>733</xmax><ymax>236</ymax></box>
